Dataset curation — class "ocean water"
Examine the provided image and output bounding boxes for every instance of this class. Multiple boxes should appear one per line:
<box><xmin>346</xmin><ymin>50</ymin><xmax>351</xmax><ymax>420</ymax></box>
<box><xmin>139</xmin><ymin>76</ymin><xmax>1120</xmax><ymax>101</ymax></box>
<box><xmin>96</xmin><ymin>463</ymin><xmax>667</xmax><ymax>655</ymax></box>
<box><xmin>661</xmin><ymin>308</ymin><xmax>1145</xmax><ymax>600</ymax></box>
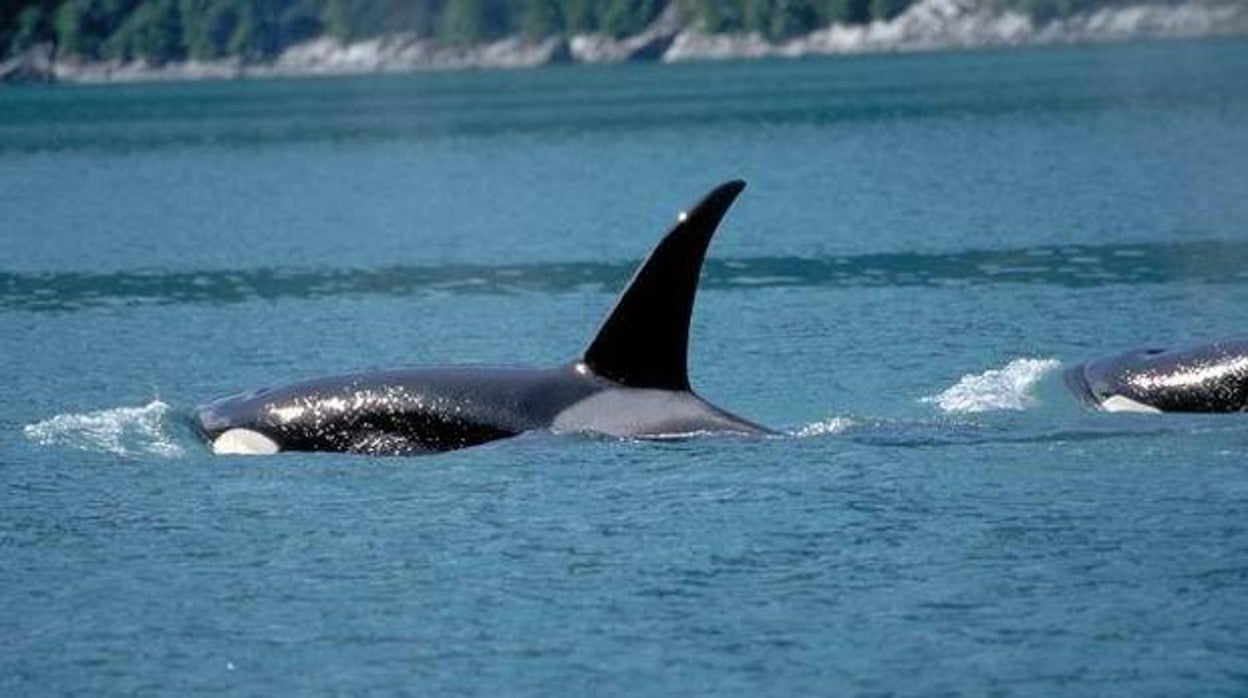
<box><xmin>4</xmin><ymin>39</ymin><xmax>1248</xmax><ymax>695</ymax></box>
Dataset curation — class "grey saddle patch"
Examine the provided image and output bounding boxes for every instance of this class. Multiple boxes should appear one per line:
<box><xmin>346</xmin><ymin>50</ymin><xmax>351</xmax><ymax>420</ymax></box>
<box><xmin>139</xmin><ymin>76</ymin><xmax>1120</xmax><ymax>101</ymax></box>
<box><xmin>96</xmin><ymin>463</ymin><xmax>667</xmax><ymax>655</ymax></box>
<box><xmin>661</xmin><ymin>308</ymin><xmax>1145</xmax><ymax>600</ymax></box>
<box><xmin>552</xmin><ymin>389</ymin><xmax>758</xmax><ymax>438</ymax></box>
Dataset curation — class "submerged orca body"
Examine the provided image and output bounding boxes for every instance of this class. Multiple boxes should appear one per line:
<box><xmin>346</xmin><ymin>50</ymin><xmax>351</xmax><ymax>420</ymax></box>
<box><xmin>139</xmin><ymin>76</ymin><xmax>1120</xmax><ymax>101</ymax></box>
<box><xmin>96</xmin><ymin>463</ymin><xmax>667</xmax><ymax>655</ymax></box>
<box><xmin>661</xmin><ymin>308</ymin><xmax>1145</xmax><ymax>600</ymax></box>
<box><xmin>196</xmin><ymin>180</ymin><xmax>770</xmax><ymax>455</ymax></box>
<box><xmin>1065</xmin><ymin>338</ymin><xmax>1248</xmax><ymax>413</ymax></box>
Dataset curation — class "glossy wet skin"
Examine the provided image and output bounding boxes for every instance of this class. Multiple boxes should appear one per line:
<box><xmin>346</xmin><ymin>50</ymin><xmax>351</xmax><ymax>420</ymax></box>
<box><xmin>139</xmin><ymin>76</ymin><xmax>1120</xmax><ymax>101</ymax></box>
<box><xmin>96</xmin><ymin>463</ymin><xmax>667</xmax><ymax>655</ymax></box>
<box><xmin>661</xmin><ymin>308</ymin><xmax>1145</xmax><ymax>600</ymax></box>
<box><xmin>196</xmin><ymin>363</ymin><xmax>768</xmax><ymax>455</ymax></box>
<box><xmin>1067</xmin><ymin>338</ymin><xmax>1248</xmax><ymax>413</ymax></box>
<box><xmin>198</xmin><ymin>365</ymin><xmax>593</xmax><ymax>455</ymax></box>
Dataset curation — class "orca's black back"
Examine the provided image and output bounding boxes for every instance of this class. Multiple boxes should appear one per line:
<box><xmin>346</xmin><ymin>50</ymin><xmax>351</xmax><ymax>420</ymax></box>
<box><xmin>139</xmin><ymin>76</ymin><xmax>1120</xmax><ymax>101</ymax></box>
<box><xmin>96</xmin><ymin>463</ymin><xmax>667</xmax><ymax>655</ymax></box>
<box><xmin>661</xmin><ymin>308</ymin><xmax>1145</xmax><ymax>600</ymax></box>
<box><xmin>198</xmin><ymin>365</ymin><xmax>603</xmax><ymax>454</ymax></box>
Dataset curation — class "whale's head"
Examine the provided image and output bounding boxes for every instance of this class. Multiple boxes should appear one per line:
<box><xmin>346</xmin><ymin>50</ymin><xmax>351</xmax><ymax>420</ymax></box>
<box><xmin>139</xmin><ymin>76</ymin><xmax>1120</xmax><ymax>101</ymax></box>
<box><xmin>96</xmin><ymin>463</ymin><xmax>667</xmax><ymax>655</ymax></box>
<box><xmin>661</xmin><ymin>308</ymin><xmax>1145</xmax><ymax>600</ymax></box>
<box><xmin>196</xmin><ymin>389</ymin><xmax>283</xmax><ymax>454</ymax></box>
<box><xmin>1068</xmin><ymin>339</ymin><xmax>1248</xmax><ymax>413</ymax></box>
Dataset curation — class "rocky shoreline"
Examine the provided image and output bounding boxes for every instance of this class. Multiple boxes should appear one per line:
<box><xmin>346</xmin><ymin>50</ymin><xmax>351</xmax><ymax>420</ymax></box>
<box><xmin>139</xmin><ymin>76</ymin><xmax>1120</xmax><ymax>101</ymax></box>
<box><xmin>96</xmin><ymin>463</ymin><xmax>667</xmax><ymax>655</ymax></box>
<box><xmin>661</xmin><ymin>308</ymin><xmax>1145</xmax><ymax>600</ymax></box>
<box><xmin>4</xmin><ymin>0</ymin><xmax>1247</xmax><ymax>85</ymax></box>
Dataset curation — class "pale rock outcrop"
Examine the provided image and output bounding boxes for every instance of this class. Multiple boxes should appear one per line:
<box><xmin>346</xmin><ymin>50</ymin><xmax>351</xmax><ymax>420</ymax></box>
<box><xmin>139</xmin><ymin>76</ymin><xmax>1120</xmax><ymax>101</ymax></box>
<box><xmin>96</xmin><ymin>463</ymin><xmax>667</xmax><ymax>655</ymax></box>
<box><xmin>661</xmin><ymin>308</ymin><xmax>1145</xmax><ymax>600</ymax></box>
<box><xmin>54</xmin><ymin>56</ymin><xmax>242</xmax><ymax>83</ymax></box>
<box><xmin>24</xmin><ymin>0</ymin><xmax>1248</xmax><ymax>85</ymax></box>
<box><xmin>0</xmin><ymin>43</ymin><xmax>55</xmax><ymax>83</ymax></box>
<box><xmin>663</xmin><ymin>0</ymin><xmax>1248</xmax><ymax>61</ymax></box>
<box><xmin>569</xmin><ymin>4</ymin><xmax>685</xmax><ymax>62</ymax></box>
<box><xmin>259</xmin><ymin>34</ymin><xmax>569</xmax><ymax>76</ymax></box>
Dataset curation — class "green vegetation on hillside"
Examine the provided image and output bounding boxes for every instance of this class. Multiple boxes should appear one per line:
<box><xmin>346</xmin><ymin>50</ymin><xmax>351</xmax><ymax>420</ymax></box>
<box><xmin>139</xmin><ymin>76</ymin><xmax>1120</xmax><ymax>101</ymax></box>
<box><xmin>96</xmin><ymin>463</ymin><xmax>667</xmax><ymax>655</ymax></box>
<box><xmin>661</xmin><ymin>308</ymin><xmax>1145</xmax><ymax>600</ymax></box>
<box><xmin>0</xmin><ymin>0</ymin><xmax>1164</xmax><ymax>65</ymax></box>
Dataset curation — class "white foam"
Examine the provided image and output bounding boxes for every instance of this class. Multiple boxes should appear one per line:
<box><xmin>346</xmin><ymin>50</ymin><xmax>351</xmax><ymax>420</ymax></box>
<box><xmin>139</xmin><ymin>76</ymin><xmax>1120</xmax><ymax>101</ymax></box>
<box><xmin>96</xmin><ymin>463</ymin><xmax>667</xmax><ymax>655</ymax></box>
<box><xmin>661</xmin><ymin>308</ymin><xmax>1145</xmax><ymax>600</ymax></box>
<box><xmin>792</xmin><ymin>416</ymin><xmax>856</xmax><ymax>437</ymax></box>
<box><xmin>23</xmin><ymin>400</ymin><xmax>184</xmax><ymax>457</ymax></box>
<box><xmin>924</xmin><ymin>358</ymin><xmax>1062</xmax><ymax>414</ymax></box>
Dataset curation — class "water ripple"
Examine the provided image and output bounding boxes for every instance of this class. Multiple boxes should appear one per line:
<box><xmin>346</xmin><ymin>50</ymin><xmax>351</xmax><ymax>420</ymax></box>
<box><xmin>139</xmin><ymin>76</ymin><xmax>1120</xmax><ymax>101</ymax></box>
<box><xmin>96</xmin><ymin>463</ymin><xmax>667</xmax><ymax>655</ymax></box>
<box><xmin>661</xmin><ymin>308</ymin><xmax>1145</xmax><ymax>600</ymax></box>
<box><xmin>2</xmin><ymin>66</ymin><xmax>1237</xmax><ymax>154</ymax></box>
<box><xmin>4</xmin><ymin>239</ymin><xmax>1248</xmax><ymax>312</ymax></box>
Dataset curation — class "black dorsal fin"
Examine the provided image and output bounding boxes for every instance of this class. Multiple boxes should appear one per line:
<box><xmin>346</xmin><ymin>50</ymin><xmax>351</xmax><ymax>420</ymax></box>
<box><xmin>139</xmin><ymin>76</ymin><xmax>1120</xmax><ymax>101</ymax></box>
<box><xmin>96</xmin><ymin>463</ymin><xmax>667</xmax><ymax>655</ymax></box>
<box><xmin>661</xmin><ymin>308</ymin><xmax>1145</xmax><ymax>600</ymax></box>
<box><xmin>581</xmin><ymin>180</ymin><xmax>746</xmax><ymax>390</ymax></box>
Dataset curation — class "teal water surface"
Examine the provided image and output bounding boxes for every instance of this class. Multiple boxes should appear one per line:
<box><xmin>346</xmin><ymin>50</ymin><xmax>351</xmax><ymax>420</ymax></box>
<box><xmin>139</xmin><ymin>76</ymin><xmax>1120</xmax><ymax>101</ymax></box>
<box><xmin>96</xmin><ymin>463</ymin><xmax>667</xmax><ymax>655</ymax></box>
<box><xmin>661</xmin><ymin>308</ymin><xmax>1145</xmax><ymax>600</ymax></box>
<box><xmin>4</xmin><ymin>40</ymin><xmax>1248</xmax><ymax>695</ymax></box>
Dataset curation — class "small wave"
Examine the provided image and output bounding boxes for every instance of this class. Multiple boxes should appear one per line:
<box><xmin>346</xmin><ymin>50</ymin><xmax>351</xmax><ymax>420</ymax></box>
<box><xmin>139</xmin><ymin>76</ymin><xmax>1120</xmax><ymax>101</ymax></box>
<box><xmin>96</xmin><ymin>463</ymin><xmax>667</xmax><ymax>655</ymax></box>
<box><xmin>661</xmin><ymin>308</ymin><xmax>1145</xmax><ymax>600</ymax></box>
<box><xmin>792</xmin><ymin>416</ymin><xmax>856</xmax><ymax>437</ymax></box>
<box><xmin>8</xmin><ymin>240</ymin><xmax>1248</xmax><ymax>313</ymax></box>
<box><xmin>23</xmin><ymin>400</ymin><xmax>188</xmax><ymax>457</ymax></box>
<box><xmin>924</xmin><ymin>358</ymin><xmax>1062</xmax><ymax>414</ymax></box>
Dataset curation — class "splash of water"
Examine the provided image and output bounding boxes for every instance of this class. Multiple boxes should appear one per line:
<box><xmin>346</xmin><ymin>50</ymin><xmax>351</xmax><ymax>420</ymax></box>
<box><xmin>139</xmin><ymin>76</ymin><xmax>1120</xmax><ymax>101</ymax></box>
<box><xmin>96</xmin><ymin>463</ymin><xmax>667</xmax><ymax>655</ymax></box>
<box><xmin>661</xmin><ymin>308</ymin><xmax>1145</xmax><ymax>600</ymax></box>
<box><xmin>924</xmin><ymin>358</ymin><xmax>1062</xmax><ymax>414</ymax></box>
<box><xmin>792</xmin><ymin>416</ymin><xmax>856</xmax><ymax>437</ymax></box>
<box><xmin>23</xmin><ymin>400</ymin><xmax>187</xmax><ymax>457</ymax></box>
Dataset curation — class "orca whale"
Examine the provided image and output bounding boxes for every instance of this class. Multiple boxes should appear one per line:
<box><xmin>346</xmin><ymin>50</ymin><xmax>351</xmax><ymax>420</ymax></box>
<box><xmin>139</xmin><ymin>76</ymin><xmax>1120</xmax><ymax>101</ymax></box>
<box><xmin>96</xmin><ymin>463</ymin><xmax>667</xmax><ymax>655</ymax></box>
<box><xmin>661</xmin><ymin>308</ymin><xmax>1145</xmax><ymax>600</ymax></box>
<box><xmin>1065</xmin><ymin>338</ymin><xmax>1248</xmax><ymax>413</ymax></box>
<box><xmin>196</xmin><ymin>180</ymin><xmax>771</xmax><ymax>455</ymax></box>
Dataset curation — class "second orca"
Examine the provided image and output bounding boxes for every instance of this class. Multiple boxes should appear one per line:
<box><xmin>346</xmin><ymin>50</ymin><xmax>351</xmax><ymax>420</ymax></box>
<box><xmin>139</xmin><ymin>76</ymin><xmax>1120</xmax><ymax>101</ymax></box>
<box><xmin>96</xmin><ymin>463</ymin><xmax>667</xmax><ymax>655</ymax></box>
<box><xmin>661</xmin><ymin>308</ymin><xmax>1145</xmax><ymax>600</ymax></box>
<box><xmin>1066</xmin><ymin>338</ymin><xmax>1248</xmax><ymax>413</ymax></box>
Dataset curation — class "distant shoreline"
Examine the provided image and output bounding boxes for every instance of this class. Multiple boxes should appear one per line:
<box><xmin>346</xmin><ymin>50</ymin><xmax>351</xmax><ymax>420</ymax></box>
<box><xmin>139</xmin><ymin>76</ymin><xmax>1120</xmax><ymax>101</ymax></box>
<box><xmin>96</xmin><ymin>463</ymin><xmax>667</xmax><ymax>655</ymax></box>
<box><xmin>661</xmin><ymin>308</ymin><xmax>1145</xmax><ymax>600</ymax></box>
<box><xmin>4</xmin><ymin>0</ymin><xmax>1247</xmax><ymax>86</ymax></box>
